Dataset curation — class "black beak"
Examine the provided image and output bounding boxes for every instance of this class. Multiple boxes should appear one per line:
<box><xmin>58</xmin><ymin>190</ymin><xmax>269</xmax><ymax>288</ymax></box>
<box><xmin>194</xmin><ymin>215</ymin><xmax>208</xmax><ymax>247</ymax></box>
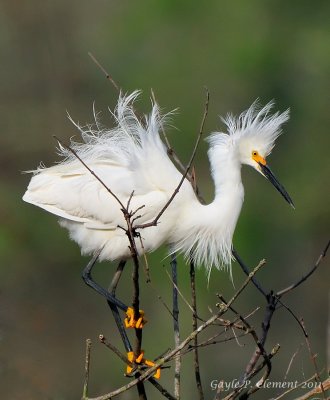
<box><xmin>258</xmin><ymin>163</ymin><xmax>295</xmax><ymax>208</ymax></box>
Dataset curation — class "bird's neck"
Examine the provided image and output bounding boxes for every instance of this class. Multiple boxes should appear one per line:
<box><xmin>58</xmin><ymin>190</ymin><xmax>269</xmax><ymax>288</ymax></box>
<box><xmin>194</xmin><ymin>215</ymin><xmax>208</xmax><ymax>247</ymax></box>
<box><xmin>170</xmin><ymin>144</ymin><xmax>244</xmax><ymax>271</ymax></box>
<box><xmin>208</xmin><ymin>145</ymin><xmax>243</xmax><ymax>201</ymax></box>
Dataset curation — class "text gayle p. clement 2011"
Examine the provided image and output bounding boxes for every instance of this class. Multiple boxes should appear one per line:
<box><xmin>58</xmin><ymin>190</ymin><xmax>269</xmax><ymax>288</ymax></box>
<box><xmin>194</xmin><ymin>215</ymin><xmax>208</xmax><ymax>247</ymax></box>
<box><xmin>210</xmin><ymin>378</ymin><xmax>321</xmax><ymax>391</ymax></box>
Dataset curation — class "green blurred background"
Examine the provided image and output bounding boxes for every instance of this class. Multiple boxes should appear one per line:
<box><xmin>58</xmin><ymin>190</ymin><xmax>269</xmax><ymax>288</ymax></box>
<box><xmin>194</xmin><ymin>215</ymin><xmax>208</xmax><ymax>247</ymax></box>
<box><xmin>1</xmin><ymin>1</ymin><xmax>329</xmax><ymax>399</ymax></box>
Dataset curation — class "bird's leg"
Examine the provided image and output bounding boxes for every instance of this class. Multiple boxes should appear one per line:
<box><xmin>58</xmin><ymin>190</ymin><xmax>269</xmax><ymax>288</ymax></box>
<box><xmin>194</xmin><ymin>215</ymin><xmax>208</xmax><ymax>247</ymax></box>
<box><xmin>107</xmin><ymin>260</ymin><xmax>133</xmax><ymax>353</ymax></box>
<box><xmin>82</xmin><ymin>253</ymin><xmax>146</xmax><ymax>327</ymax></box>
<box><xmin>82</xmin><ymin>253</ymin><xmax>157</xmax><ymax>377</ymax></box>
<box><xmin>82</xmin><ymin>252</ymin><xmax>128</xmax><ymax>311</ymax></box>
<box><xmin>106</xmin><ymin>261</ymin><xmax>159</xmax><ymax>378</ymax></box>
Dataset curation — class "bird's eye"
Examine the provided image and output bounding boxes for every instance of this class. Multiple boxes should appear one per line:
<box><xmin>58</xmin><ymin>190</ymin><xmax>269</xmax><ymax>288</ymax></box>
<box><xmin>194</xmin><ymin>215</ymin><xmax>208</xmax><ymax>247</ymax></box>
<box><xmin>252</xmin><ymin>151</ymin><xmax>258</xmax><ymax>157</ymax></box>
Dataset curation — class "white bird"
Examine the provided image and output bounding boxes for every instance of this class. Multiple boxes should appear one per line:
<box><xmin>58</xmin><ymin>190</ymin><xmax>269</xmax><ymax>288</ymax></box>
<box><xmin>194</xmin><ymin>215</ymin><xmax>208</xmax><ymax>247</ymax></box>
<box><xmin>23</xmin><ymin>91</ymin><xmax>293</xmax><ymax>276</ymax></box>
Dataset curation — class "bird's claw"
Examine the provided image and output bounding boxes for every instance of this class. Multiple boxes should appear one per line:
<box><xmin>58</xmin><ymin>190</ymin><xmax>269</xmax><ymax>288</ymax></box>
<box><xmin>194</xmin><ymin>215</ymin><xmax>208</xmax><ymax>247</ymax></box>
<box><xmin>126</xmin><ymin>350</ymin><xmax>161</xmax><ymax>379</ymax></box>
<box><xmin>125</xmin><ymin>307</ymin><xmax>147</xmax><ymax>329</ymax></box>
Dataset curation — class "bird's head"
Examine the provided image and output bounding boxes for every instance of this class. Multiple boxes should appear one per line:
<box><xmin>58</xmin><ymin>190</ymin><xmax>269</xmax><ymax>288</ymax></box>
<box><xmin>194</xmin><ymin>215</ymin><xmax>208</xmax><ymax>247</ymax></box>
<box><xmin>224</xmin><ymin>100</ymin><xmax>294</xmax><ymax>208</ymax></box>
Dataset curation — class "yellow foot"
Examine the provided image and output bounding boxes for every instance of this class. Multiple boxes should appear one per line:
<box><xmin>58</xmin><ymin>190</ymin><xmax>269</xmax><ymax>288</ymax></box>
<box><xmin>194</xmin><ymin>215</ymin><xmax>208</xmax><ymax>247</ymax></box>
<box><xmin>126</xmin><ymin>351</ymin><xmax>161</xmax><ymax>379</ymax></box>
<box><xmin>125</xmin><ymin>307</ymin><xmax>147</xmax><ymax>329</ymax></box>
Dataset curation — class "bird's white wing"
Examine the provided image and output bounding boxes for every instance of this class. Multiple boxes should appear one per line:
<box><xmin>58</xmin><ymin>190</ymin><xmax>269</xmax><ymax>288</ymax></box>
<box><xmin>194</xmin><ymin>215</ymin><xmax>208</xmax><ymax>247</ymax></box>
<box><xmin>23</xmin><ymin>91</ymin><xmax>187</xmax><ymax>229</ymax></box>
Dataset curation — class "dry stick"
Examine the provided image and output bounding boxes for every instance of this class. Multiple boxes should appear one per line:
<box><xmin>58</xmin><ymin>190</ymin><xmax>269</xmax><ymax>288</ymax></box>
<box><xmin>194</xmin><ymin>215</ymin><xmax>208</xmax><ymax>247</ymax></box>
<box><xmin>218</xmin><ymin>295</ymin><xmax>272</xmax><ymax>374</ymax></box>
<box><xmin>99</xmin><ymin>334</ymin><xmax>131</xmax><ymax>366</ymax></box>
<box><xmin>186</xmin><ymin>308</ymin><xmax>261</xmax><ymax>353</ymax></box>
<box><xmin>170</xmin><ymin>251</ymin><xmax>181</xmax><ymax>400</ymax></box>
<box><xmin>88</xmin><ymin>54</ymin><xmax>200</xmax><ymax>203</ymax></box>
<box><xmin>243</xmin><ymin>290</ymin><xmax>277</xmax><ymax>379</ymax></box>
<box><xmin>283</xmin><ymin>344</ymin><xmax>303</xmax><ymax>381</ymax></box>
<box><xmin>150</xmin><ymin>89</ymin><xmax>206</xmax><ymax>205</ymax></box>
<box><xmin>232</xmin><ymin>248</ymin><xmax>268</xmax><ymax>298</ymax></box>
<box><xmin>221</xmin><ymin>344</ymin><xmax>281</xmax><ymax>400</ymax></box>
<box><xmin>123</xmin><ymin>209</ymin><xmax>147</xmax><ymax>400</ymax></box>
<box><xmin>53</xmin><ymin>136</ymin><xmax>126</xmax><ymax>211</ymax></box>
<box><xmin>87</xmin><ymin>261</ymin><xmax>265</xmax><ymax>400</ymax></box>
<box><xmin>277</xmin><ymin>239</ymin><xmax>330</xmax><ymax>297</ymax></box>
<box><xmin>83</xmin><ymin>56</ymin><xmax>183</xmax><ymax>398</ymax></box>
<box><xmin>215</xmin><ymin>296</ymin><xmax>274</xmax><ymax>400</ymax></box>
<box><xmin>55</xmin><ymin>136</ymin><xmax>147</xmax><ymax>398</ymax></box>
<box><xmin>148</xmin><ymin>378</ymin><xmax>176</xmax><ymax>400</ymax></box>
<box><xmin>294</xmin><ymin>377</ymin><xmax>330</xmax><ymax>400</ymax></box>
<box><xmin>190</xmin><ymin>258</ymin><xmax>204</xmax><ymax>400</ymax></box>
<box><xmin>232</xmin><ymin>242</ymin><xmax>329</xmax><ymax>400</ymax></box>
<box><xmin>82</xmin><ymin>338</ymin><xmax>92</xmax><ymax>400</ymax></box>
<box><xmin>187</xmin><ymin>332</ymin><xmax>248</xmax><ymax>351</ymax></box>
<box><xmin>273</xmin><ymin>374</ymin><xmax>329</xmax><ymax>400</ymax></box>
<box><xmin>134</xmin><ymin>88</ymin><xmax>210</xmax><ymax>230</ymax></box>
<box><xmin>99</xmin><ymin>335</ymin><xmax>175</xmax><ymax>400</ymax></box>
<box><xmin>151</xmin><ymin>88</ymin><xmax>187</xmax><ymax>176</ymax></box>
<box><xmin>88</xmin><ymin>52</ymin><xmax>120</xmax><ymax>92</ymax></box>
<box><xmin>300</xmin><ymin>318</ymin><xmax>326</xmax><ymax>399</ymax></box>
<box><xmin>164</xmin><ymin>268</ymin><xmax>197</xmax><ymax>317</ymax></box>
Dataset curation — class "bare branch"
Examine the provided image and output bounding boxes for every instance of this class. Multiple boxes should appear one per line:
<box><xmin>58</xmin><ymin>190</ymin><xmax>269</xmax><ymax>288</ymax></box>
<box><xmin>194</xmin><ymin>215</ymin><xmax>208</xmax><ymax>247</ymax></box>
<box><xmin>277</xmin><ymin>239</ymin><xmax>329</xmax><ymax>297</ymax></box>
<box><xmin>53</xmin><ymin>136</ymin><xmax>126</xmax><ymax>211</ymax></box>
<box><xmin>300</xmin><ymin>318</ymin><xmax>327</xmax><ymax>399</ymax></box>
<box><xmin>88</xmin><ymin>52</ymin><xmax>120</xmax><ymax>92</ymax></box>
<box><xmin>170</xmin><ymin>252</ymin><xmax>181</xmax><ymax>399</ymax></box>
<box><xmin>134</xmin><ymin>88</ymin><xmax>210</xmax><ymax>230</ymax></box>
<box><xmin>87</xmin><ymin>260</ymin><xmax>263</xmax><ymax>400</ymax></box>
<box><xmin>82</xmin><ymin>339</ymin><xmax>92</xmax><ymax>400</ymax></box>
<box><xmin>190</xmin><ymin>258</ymin><xmax>204</xmax><ymax>400</ymax></box>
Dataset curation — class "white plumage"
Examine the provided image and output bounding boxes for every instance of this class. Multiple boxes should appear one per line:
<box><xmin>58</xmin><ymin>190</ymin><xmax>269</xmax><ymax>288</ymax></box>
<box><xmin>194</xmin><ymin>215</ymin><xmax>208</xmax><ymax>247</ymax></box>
<box><xmin>23</xmin><ymin>91</ymin><xmax>291</xmax><ymax>275</ymax></box>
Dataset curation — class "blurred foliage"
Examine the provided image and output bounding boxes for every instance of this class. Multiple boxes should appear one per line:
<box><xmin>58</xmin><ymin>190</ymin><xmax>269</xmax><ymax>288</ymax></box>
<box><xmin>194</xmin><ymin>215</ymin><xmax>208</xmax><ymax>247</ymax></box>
<box><xmin>0</xmin><ymin>1</ymin><xmax>329</xmax><ymax>399</ymax></box>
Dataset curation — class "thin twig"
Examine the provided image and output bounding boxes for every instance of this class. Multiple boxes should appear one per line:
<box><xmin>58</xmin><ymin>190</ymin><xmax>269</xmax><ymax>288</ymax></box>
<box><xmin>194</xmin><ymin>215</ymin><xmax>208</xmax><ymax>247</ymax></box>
<box><xmin>99</xmin><ymin>334</ymin><xmax>131</xmax><ymax>366</ymax></box>
<box><xmin>134</xmin><ymin>88</ymin><xmax>210</xmax><ymax>230</ymax></box>
<box><xmin>164</xmin><ymin>267</ymin><xmax>200</xmax><ymax>318</ymax></box>
<box><xmin>53</xmin><ymin>136</ymin><xmax>126</xmax><ymax>210</ymax></box>
<box><xmin>283</xmin><ymin>344</ymin><xmax>303</xmax><ymax>381</ymax></box>
<box><xmin>277</xmin><ymin>239</ymin><xmax>329</xmax><ymax>297</ymax></box>
<box><xmin>190</xmin><ymin>258</ymin><xmax>204</xmax><ymax>400</ymax></box>
<box><xmin>232</xmin><ymin>248</ymin><xmax>268</xmax><ymax>298</ymax></box>
<box><xmin>272</xmin><ymin>372</ymin><xmax>321</xmax><ymax>400</ymax></box>
<box><xmin>151</xmin><ymin>88</ymin><xmax>187</xmax><ymax>175</ymax></box>
<box><xmin>293</xmin><ymin>377</ymin><xmax>330</xmax><ymax>400</ymax></box>
<box><xmin>82</xmin><ymin>339</ymin><xmax>92</xmax><ymax>400</ymax></box>
<box><xmin>87</xmin><ymin>261</ymin><xmax>264</xmax><ymax>400</ymax></box>
<box><xmin>170</xmin><ymin>251</ymin><xmax>181</xmax><ymax>399</ymax></box>
<box><xmin>300</xmin><ymin>318</ymin><xmax>326</xmax><ymax>399</ymax></box>
<box><xmin>88</xmin><ymin>52</ymin><xmax>120</xmax><ymax>91</ymax></box>
<box><xmin>148</xmin><ymin>378</ymin><xmax>177</xmax><ymax>400</ymax></box>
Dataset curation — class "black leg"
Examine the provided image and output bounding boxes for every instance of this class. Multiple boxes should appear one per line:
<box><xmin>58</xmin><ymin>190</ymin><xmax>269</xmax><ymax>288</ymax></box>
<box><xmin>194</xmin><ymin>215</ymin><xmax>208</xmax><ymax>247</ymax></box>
<box><xmin>107</xmin><ymin>261</ymin><xmax>133</xmax><ymax>353</ymax></box>
<box><xmin>82</xmin><ymin>252</ymin><xmax>128</xmax><ymax>312</ymax></box>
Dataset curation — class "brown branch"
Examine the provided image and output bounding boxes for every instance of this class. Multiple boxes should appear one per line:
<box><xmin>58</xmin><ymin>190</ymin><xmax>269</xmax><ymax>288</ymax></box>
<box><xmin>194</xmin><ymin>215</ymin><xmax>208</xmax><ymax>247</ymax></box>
<box><xmin>53</xmin><ymin>136</ymin><xmax>126</xmax><ymax>211</ymax></box>
<box><xmin>99</xmin><ymin>336</ymin><xmax>175</xmax><ymax>400</ymax></box>
<box><xmin>232</xmin><ymin>248</ymin><xmax>268</xmax><ymax>298</ymax></box>
<box><xmin>164</xmin><ymin>267</ymin><xmax>200</xmax><ymax>318</ymax></box>
<box><xmin>300</xmin><ymin>318</ymin><xmax>326</xmax><ymax>399</ymax></box>
<box><xmin>294</xmin><ymin>377</ymin><xmax>330</xmax><ymax>400</ymax></box>
<box><xmin>221</xmin><ymin>345</ymin><xmax>281</xmax><ymax>400</ymax></box>
<box><xmin>151</xmin><ymin>88</ymin><xmax>187</xmax><ymax>175</ymax></box>
<box><xmin>277</xmin><ymin>239</ymin><xmax>329</xmax><ymax>297</ymax></box>
<box><xmin>88</xmin><ymin>52</ymin><xmax>120</xmax><ymax>92</ymax></box>
<box><xmin>170</xmin><ymin>251</ymin><xmax>181</xmax><ymax>399</ymax></box>
<box><xmin>218</xmin><ymin>295</ymin><xmax>272</xmax><ymax>374</ymax></box>
<box><xmin>99</xmin><ymin>334</ymin><xmax>130</xmax><ymax>366</ymax></box>
<box><xmin>87</xmin><ymin>260</ymin><xmax>264</xmax><ymax>400</ymax></box>
<box><xmin>190</xmin><ymin>258</ymin><xmax>204</xmax><ymax>400</ymax></box>
<box><xmin>82</xmin><ymin>338</ymin><xmax>92</xmax><ymax>400</ymax></box>
<box><xmin>134</xmin><ymin>87</ymin><xmax>210</xmax><ymax>230</ymax></box>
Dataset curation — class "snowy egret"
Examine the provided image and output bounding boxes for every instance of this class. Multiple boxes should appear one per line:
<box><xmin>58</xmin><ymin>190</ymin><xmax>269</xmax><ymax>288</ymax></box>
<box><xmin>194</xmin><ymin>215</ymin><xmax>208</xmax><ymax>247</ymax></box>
<box><xmin>23</xmin><ymin>91</ymin><xmax>293</xmax><ymax>271</ymax></box>
<box><xmin>23</xmin><ymin>91</ymin><xmax>293</xmax><ymax>374</ymax></box>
